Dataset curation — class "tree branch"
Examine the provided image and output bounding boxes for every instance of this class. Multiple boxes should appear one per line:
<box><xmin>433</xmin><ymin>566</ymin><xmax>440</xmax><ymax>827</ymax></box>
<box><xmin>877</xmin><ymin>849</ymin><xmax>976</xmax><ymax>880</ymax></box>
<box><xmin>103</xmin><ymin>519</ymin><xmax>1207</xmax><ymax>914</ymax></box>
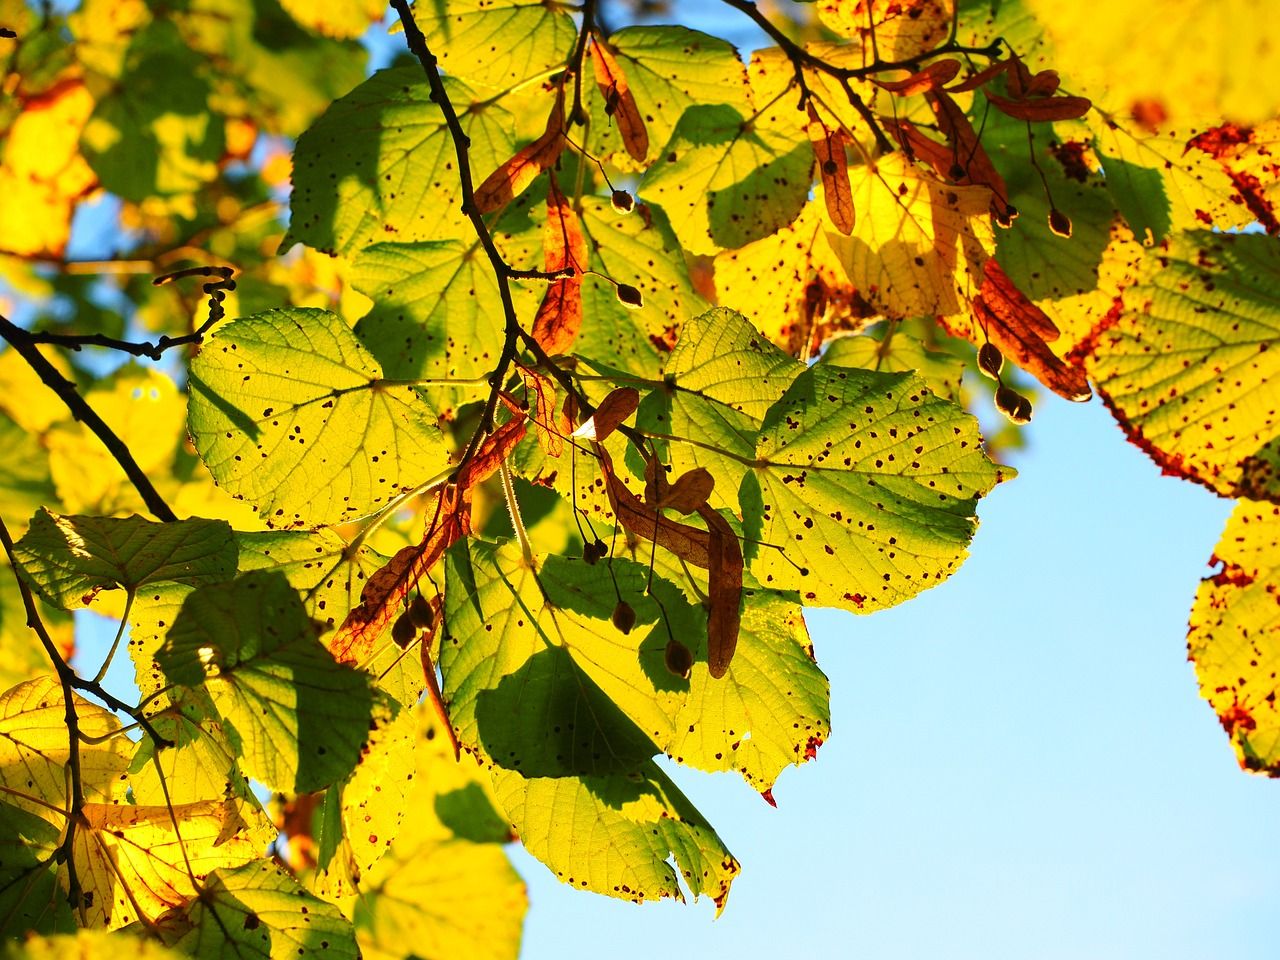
<box><xmin>0</xmin><ymin>313</ymin><xmax>178</xmax><ymax>522</ymax></box>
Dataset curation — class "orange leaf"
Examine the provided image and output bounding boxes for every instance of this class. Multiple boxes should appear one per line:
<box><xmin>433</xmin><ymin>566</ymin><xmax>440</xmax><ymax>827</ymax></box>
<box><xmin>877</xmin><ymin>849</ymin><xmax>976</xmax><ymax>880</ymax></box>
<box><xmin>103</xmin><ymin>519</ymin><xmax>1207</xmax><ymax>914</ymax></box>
<box><xmin>806</xmin><ymin>104</ymin><xmax>855</xmax><ymax>234</ymax></box>
<box><xmin>417</xmin><ymin>600</ymin><xmax>461</xmax><ymax>761</ymax></box>
<box><xmin>968</xmin><ymin>260</ymin><xmax>1092</xmax><ymax>401</ymax></box>
<box><xmin>330</xmin><ymin>490</ymin><xmax>469</xmax><ymax>664</ymax></box>
<box><xmin>331</xmin><ymin>416</ymin><xmax>528</xmax><ymax>662</ymax></box>
<box><xmin>523</xmin><ymin>368</ymin><xmax>564</xmax><ymax>458</ymax></box>
<box><xmin>695</xmin><ymin>504</ymin><xmax>742</xmax><ymax>680</ymax></box>
<box><xmin>474</xmin><ymin>100</ymin><xmax>565</xmax><ymax>214</ymax></box>
<box><xmin>872</xmin><ymin>58</ymin><xmax>961</xmax><ymax>96</ymax></box>
<box><xmin>590</xmin><ymin>36</ymin><xmax>649</xmax><ymax>162</ymax></box>
<box><xmin>917</xmin><ymin>94</ymin><xmax>1015</xmax><ymax>222</ymax></box>
<box><xmin>531</xmin><ymin>176</ymin><xmax>587</xmax><ymax>355</ymax></box>
<box><xmin>983</xmin><ymin>89</ymin><xmax>1092</xmax><ymax>122</ymax></box>
<box><xmin>573</xmin><ymin>386</ymin><xmax>639</xmax><ymax>442</ymax></box>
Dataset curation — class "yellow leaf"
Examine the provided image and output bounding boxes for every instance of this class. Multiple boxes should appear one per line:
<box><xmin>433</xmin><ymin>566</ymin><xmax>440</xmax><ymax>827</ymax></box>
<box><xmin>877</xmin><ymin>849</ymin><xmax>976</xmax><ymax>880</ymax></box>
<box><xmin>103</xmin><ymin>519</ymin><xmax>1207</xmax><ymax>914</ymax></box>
<box><xmin>0</xmin><ymin>345</ymin><xmax>74</xmax><ymax>433</ymax></box>
<box><xmin>0</xmin><ymin>80</ymin><xmax>97</xmax><ymax>256</ymax></box>
<box><xmin>1188</xmin><ymin>500</ymin><xmax>1280</xmax><ymax>775</ymax></box>
<box><xmin>816</xmin><ymin>0</ymin><xmax>954</xmax><ymax>62</ymax></box>
<box><xmin>826</xmin><ymin>152</ymin><xmax>994</xmax><ymax>318</ymax></box>
<box><xmin>278</xmin><ymin>0</ymin><xmax>384</xmax><ymax>39</ymax></box>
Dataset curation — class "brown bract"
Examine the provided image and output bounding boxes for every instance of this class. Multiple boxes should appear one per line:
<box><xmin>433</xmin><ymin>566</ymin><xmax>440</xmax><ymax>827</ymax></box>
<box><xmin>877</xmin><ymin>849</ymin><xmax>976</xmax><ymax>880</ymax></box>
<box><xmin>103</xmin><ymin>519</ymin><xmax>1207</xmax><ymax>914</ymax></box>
<box><xmin>806</xmin><ymin>103</ymin><xmax>855</xmax><ymax>235</ymax></box>
<box><xmin>474</xmin><ymin>99</ymin><xmax>566</xmax><ymax>213</ymax></box>
<box><xmin>590</xmin><ymin>36</ymin><xmax>649</xmax><ymax>162</ymax></box>
<box><xmin>968</xmin><ymin>260</ymin><xmax>1092</xmax><ymax>402</ymax></box>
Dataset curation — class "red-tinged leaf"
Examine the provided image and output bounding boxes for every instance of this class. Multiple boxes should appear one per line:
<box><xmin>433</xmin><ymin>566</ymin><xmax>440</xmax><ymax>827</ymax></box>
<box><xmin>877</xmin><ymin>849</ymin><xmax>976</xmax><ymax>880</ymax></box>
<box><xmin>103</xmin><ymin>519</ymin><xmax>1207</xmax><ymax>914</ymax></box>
<box><xmin>590</xmin><ymin>35</ymin><xmax>649</xmax><ymax>162</ymax></box>
<box><xmin>456</xmin><ymin>415</ymin><xmax>530</xmax><ymax>490</ymax></box>
<box><xmin>1187</xmin><ymin>123</ymin><xmax>1280</xmax><ymax>235</ymax></box>
<box><xmin>573</xmin><ymin>386</ymin><xmax>639</xmax><ymax>442</ymax></box>
<box><xmin>905</xmin><ymin>96</ymin><xmax>1014</xmax><ymax>221</ymax></box>
<box><xmin>331</xmin><ymin>416</ymin><xmax>527</xmax><ymax>663</ymax></box>
<box><xmin>474</xmin><ymin>100</ymin><xmax>566</xmax><ymax>214</ymax></box>
<box><xmin>965</xmin><ymin>260</ymin><xmax>1092</xmax><ymax>402</ymax></box>
<box><xmin>760</xmin><ymin>788</ymin><xmax>777</xmax><ymax>807</ymax></box>
<box><xmin>983</xmin><ymin>89</ymin><xmax>1092</xmax><ymax>122</ymax></box>
<box><xmin>806</xmin><ymin>104</ymin><xmax>855</xmax><ymax>235</ymax></box>
<box><xmin>871</xmin><ymin>58</ymin><xmax>961</xmax><ymax>95</ymax></box>
<box><xmin>523</xmin><ymin>368</ymin><xmax>564</xmax><ymax>458</ymax></box>
<box><xmin>331</xmin><ymin>489</ymin><xmax>470</xmax><ymax>664</ymax></box>
<box><xmin>696</xmin><ymin>503</ymin><xmax>742</xmax><ymax>680</ymax></box>
<box><xmin>947</xmin><ymin>58</ymin><xmax>1013</xmax><ymax>93</ymax></box>
<box><xmin>531</xmin><ymin>179</ymin><xmax>588</xmax><ymax>354</ymax></box>
<box><xmin>418</xmin><ymin>611</ymin><xmax>461</xmax><ymax>761</ymax></box>
<box><xmin>598</xmin><ymin>447</ymin><xmax>712</xmax><ymax>568</ymax></box>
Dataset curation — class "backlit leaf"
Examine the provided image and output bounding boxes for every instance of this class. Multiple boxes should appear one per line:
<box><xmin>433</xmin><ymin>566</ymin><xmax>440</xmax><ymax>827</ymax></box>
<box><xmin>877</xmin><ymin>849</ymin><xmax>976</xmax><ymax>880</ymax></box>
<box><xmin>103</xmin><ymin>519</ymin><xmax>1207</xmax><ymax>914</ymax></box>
<box><xmin>414</xmin><ymin>0</ymin><xmax>576</xmax><ymax>90</ymax></box>
<box><xmin>287</xmin><ymin>68</ymin><xmax>514</xmax><ymax>256</ymax></box>
<box><xmin>1085</xmin><ymin>232</ymin><xmax>1280</xmax><ymax>500</ymax></box>
<box><xmin>187</xmin><ymin>308</ymin><xmax>450</xmax><ymax>529</ymax></box>
<box><xmin>158</xmin><ymin>571</ymin><xmax>379</xmax><ymax>793</ymax></box>
<box><xmin>490</xmin><ymin>762</ymin><xmax>738</xmax><ymax>910</ymax></box>
<box><xmin>13</xmin><ymin>510</ymin><xmax>235</xmax><ymax>609</ymax></box>
<box><xmin>157</xmin><ymin>860</ymin><xmax>357</xmax><ymax>960</ymax></box>
<box><xmin>1188</xmin><ymin>500</ymin><xmax>1280</xmax><ymax>774</ymax></box>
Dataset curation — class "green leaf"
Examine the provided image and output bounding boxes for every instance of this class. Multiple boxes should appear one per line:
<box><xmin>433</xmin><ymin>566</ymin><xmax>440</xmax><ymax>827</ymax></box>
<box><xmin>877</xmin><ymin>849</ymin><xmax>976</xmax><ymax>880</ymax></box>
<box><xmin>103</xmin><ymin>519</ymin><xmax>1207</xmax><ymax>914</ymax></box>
<box><xmin>79</xmin><ymin>20</ymin><xmax>223</xmax><ymax>200</ymax></box>
<box><xmin>1086</xmin><ymin>232</ymin><xmax>1280</xmax><ymax>500</ymax></box>
<box><xmin>12</xmin><ymin>510</ymin><xmax>235</xmax><ymax>609</ymax></box>
<box><xmin>414</xmin><ymin>0</ymin><xmax>576</xmax><ymax>90</ymax></box>
<box><xmin>745</xmin><ymin>363</ymin><xmax>1008</xmax><ymax>611</ymax></box>
<box><xmin>351</xmin><ymin>240</ymin><xmax>506</xmax><ymax>404</ymax></box>
<box><xmin>286</xmin><ymin>68</ymin><xmax>515</xmax><ymax>256</ymax></box>
<box><xmin>157</xmin><ymin>861</ymin><xmax>358</xmax><ymax>960</ymax></box>
<box><xmin>821</xmin><ymin>329</ymin><xmax>966</xmax><ymax>402</ymax></box>
<box><xmin>187</xmin><ymin>308</ymin><xmax>450</xmax><ymax>529</ymax></box>
<box><xmin>0</xmin><ymin>804</ymin><xmax>72</xmax><ymax>938</ymax></box>
<box><xmin>490</xmin><ymin>761</ymin><xmax>738</xmax><ymax>910</ymax></box>
<box><xmin>640</xmin><ymin>103</ymin><xmax>813</xmax><ymax>256</ymax></box>
<box><xmin>0</xmin><ymin>410</ymin><xmax>56</xmax><ymax>533</ymax></box>
<box><xmin>1188</xmin><ymin>499</ymin><xmax>1280</xmax><ymax>774</ymax></box>
<box><xmin>443</xmin><ymin>541</ymin><xmax>689</xmax><ymax>776</ymax></box>
<box><xmin>667</xmin><ymin>582</ymin><xmax>829</xmax><ymax>791</ymax></box>
<box><xmin>157</xmin><ymin>571</ymin><xmax>379</xmax><ymax>793</ymax></box>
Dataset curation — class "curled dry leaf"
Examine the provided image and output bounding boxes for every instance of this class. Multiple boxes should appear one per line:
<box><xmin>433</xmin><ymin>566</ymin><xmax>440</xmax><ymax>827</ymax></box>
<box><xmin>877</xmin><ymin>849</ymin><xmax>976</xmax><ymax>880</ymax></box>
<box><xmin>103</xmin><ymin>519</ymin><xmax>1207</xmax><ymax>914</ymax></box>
<box><xmin>695</xmin><ymin>504</ymin><xmax>742</xmax><ymax>680</ymax></box>
<box><xmin>331</xmin><ymin>415</ymin><xmax>529</xmax><ymax>663</ymax></box>
<box><xmin>984</xmin><ymin>88</ymin><xmax>1092</xmax><ymax>122</ymax></box>
<box><xmin>872</xmin><ymin>58</ymin><xmax>961</xmax><ymax>96</ymax></box>
<box><xmin>646</xmin><ymin>462</ymin><xmax>715</xmax><ymax>515</ymax></box>
<box><xmin>590</xmin><ymin>35</ymin><xmax>649</xmax><ymax>162</ymax></box>
<box><xmin>968</xmin><ymin>260</ymin><xmax>1092</xmax><ymax>402</ymax></box>
<box><xmin>474</xmin><ymin>99</ymin><xmax>566</xmax><ymax>213</ymax></box>
<box><xmin>806</xmin><ymin>103</ymin><xmax>855</xmax><ymax>235</ymax></box>
<box><xmin>572</xmin><ymin>386</ymin><xmax>639</xmax><ymax>441</ymax></box>
<box><xmin>532</xmin><ymin>176</ymin><xmax>588</xmax><ymax>356</ymax></box>
<box><xmin>598</xmin><ymin>447</ymin><xmax>711</xmax><ymax>568</ymax></box>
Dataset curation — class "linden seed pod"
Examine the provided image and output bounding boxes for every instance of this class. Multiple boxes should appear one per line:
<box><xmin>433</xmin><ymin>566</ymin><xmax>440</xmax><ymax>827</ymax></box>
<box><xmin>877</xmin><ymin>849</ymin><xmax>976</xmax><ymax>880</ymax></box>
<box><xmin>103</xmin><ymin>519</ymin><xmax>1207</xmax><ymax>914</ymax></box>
<box><xmin>611</xmin><ymin>599</ymin><xmax>636</xmax><ymax>635</ymax></box>
<box><xmin>977</xmin><ymin>342</ymin><xmax>1003</xmax><ymax>380</ymax></box>
<box><xmin>611</xmin><ymin>189</ymin><xmax>634</xmax><ymax>213</ymax></box>
<box><xmin>995</xmin><ymin>385</ymin><xmax>1033</xmax><ymax>425</ymax></box>
<box><xmin>1048</xmin><ymin>207</ymin><xmax>1073</xmax><ymax>238</ymax></box>
<box><xmin>583</xmin><ymin>540</ymin><xmax>600</xmax><ymax>565</ymax></box>
<box><xmin>664</xmin><ymin>638</ymin><xmax>694</xmax><ymax>679</ymax></box>
<box><xmin>593</xmin><ymin>538</ymin><xmax>608</xmax><ymax>560</ymax></box>
<box><xmin>391</xmin><ymin>612</ymin><xmax>416</xmax><ymax>649</ymax></box>
<box><xmin>408</xmin><ymin>593</ymin><xmax>434</xmax><ymax>630</ymax></box>
<box><xmin>616</xmin><ymin>283</ymin><xmax>643</xmax><ymax>308</ymax></box>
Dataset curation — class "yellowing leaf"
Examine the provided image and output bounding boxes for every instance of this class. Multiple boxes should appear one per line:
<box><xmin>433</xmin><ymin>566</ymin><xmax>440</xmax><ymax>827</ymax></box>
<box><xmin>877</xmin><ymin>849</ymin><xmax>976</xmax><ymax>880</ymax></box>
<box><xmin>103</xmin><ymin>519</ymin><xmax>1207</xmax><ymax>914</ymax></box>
<box><xmin>1085</xmin><ymin>232</ymin><xmax>1280</xmax><ymax>500</ymax></box>
<box><xmin>279</xmin><ymin>0</ymin><xmax>383</xmax><ymax>39</ymax></box>
<box><xmin>5</xmin><ymin>931</ymin><xmax>188</xmax><ymax>960</ymax></box>
<box><xmin>156</xmin><ymin>860</ymin><xmax>357</xmax><ymax>960</ymax></box>
<box><xmin>414</xmin><ymin>0</ymin><xmax>576</xmax><ymax>91</ymax></box>
<box><xmin>816</xmin><ymin>0</ymin><xmax>953</xmax><ymax>62</ymax></box>
<box><xmin>1188</xmin><ymin>500</ymin><xmax>1280</xmax><ymax>774</ymax></box>
<box><xmin>714</xmin><ymin>200</ymin><xmax>867</xmax><ymax>356</ymax></box>
<box><xmin>0</xmin><ymin>79</ymin><xmax>96</xmax><ymax>256</ymax></box>
<box><xmin>490</xmin><ymin>762</ymin><xmax>738</xmax><ymax>911</ymax></box>
<box><xmin>826</xmin><ymin>153</ymin><xmax>994</xmax><ymax>318</ymax></box>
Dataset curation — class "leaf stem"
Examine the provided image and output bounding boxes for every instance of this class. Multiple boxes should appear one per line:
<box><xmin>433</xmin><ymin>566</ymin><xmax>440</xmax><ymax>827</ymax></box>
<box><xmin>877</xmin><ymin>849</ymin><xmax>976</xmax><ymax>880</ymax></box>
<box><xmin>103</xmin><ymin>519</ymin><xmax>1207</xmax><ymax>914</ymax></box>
<box><xmin>91</xmin><ymin>590</ymin><xmax>134</xmax><ymax>684</ymax></box>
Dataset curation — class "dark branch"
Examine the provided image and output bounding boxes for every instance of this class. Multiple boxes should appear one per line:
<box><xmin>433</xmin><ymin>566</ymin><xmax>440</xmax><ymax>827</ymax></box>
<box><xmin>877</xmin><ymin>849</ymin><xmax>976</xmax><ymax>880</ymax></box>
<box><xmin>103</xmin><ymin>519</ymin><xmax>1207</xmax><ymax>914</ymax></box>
<box><xmin>0</xmin><ymin>314</ymin><xmax>178</xmax><ymax>522</ymax></box>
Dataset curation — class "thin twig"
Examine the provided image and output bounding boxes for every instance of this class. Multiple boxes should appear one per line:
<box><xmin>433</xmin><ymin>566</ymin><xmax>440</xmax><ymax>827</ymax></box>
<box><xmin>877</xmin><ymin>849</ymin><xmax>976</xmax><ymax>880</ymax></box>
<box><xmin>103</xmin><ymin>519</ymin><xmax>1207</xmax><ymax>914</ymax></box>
<box><xmin>0</xmin><ymin>313</ymin><xmax>177</xmax><ymax>522</ymax></box>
